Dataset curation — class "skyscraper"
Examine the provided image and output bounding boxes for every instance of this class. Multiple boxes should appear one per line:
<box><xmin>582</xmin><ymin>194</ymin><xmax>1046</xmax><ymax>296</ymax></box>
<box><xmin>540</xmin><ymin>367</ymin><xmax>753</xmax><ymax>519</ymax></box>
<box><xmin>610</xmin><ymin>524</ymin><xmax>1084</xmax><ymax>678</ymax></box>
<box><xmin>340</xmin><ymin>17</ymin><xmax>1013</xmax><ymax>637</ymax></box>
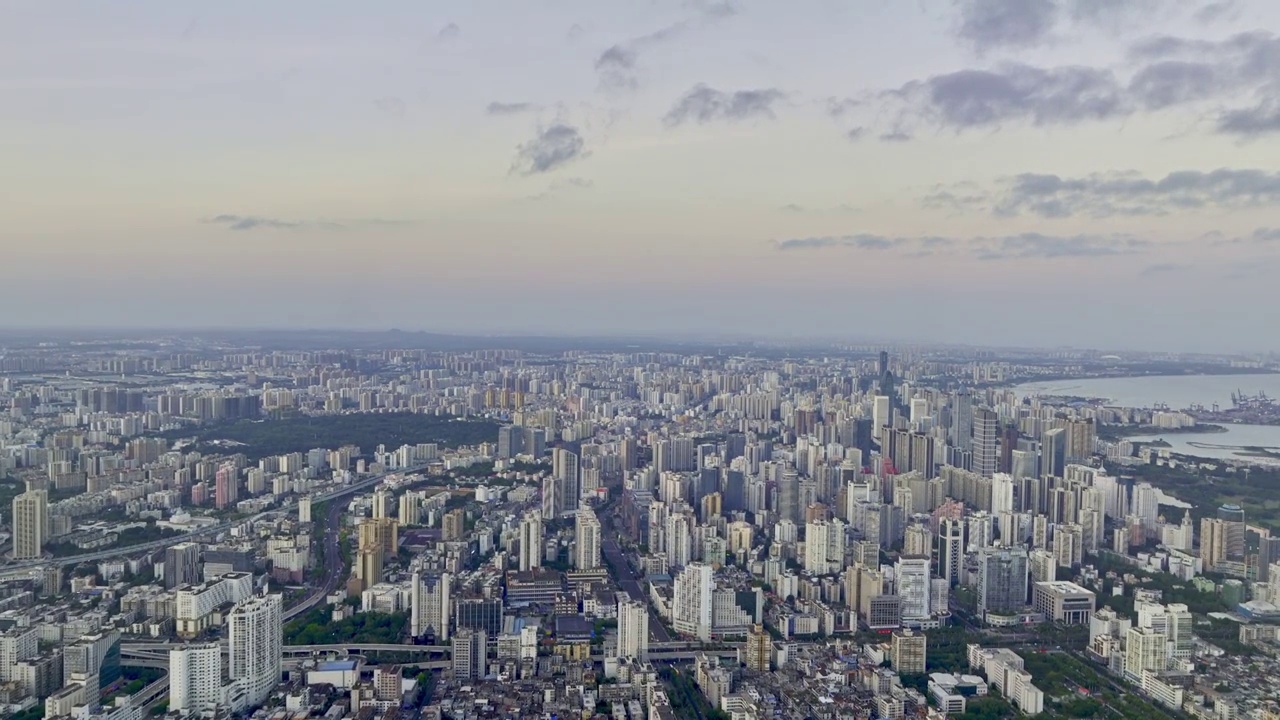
<box><xmin>872</xmin><ymin>396</ymin><xmax>892</xmax><ymax>443</ymax></box>
<box><xmin>165</xmin><ymin>542</ymin><xmax>202</xmax><ymax>590</ymax></box>
<box><xmin>616</xmin><ymin>599</ymin><xmax>649</xmax><ymax>661</ymax></box>
<box><xmin>937</xmin><ymin>517</ymin><xmax>965</xmax><ymax>585</ymax></box>
<box><xmin>451</xmin><ymin>628</ymin><xmax>486</xmax><ymax>681</ymax></box>
<box><xmin>1065</xmin><ymin>418</ymin><xmax>1097</xmax><ymax>464</ymax></box>
<box><xmin>672</xmin><ymin>562</ymin><xmax>714</xmax><ymax>641</ymax></box>
<box><xmin>11</xmin><ymin>488</ymin><xmax>47</xmax><ymax>561</ymax></box>
<box><xmin>1041</xmin><ymin>429</ymin><xmax>1066</xmax><ymax>479</ymax></box>
<box><xmin>896</xmin><ymin>556</ymin><xmax>932</xmax><ymax>620</ymax></box>
<box><xmin>574</xmin><ymin>508</ymin><xmax>602</xmax><ymax>570</ymax></box>
<box><xmin>777</xmin><ymin>468</ymin><xmax>800</xmax><ymax>525</ymax></box>
<box><xmin>518</xmin><ymin>511</ymin><xmax>543</xmax><ymax>572</ymax></box>
<box><xmin>951</xmin><ymin>388</ymin><xmax>973</xmax><ymax>453</ymax></box>
<box><xmin>410</xmin><ymin>572</ymin><xmax>451</xmax><ymax>640</ymax></box>
<box><xmin>497</xmin><ymin>425</ymin><xmax>524</xmax><ymax>459</ymax></box>
<box><xmin>977</xmin><ymin>546</ymin><xmax>1029</xmax><ymax>618</ymax></box>
<box><xmin>1218</xmin><ymin>504</ymin><xmax>1246</xmax><ymax>562</ymax></box>
<box><xmin>169</xmin><ymin>643</ymin><xmax>222</xmax><ymax>714</ymax></box>
<box><xmin>972</xmin><ymin>408</ymin><xmax>998</xmax><ymax>478</ymax></box>
<box><xmin>552</xmin><ymin>448</ymin><xmax>580</xmax><ymax>516</ymax></box>
<box><xmin>228</xmin><ymin>594</ymin><xmax>282</xmax><ymax>707</ymax></box>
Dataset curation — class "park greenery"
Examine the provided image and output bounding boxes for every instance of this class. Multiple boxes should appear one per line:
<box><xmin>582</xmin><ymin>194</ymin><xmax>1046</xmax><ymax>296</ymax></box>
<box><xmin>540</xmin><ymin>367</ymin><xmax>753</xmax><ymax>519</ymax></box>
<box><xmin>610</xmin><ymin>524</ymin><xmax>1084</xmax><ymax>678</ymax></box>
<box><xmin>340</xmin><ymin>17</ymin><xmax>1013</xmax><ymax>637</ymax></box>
<box><xmin>283</xmin><ymin>606</ymin><xmax>407</xmax><ymax>645</ymax></box>
<box><xmin>1126</xmin><ymin>461</ymin><xmax>1280</xmax><ymax>531</ymax></box>
<box><xmin>159</xmin><ymin>412</ymin><xmax>498</xmax><ymax>460</ymax></box>
<box><xmin>1093</xmin><ymin>552</ymin><xmax>1229</xmax><ymax>616</ymax></box>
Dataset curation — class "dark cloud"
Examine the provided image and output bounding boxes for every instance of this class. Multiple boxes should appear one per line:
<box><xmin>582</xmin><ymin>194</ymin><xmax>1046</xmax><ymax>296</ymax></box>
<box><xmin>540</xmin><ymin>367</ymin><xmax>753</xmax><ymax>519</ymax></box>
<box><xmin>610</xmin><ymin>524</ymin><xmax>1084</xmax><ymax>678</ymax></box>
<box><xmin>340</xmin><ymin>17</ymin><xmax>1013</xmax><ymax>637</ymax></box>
<box><xmin>973</xmin><ymin>232</ymin><xmax>1148</xmax><ymax>260</ymax></box>
<box><xmin>989</xmin><ymin>168</ymin><xmax>1280</xmax><ymax>218</ymax></box>
<box><xmin>373</xmin><ymin>97</ymin><xmax>406</xmax><ymax>117</ymax></box>
<box><xmin>955</xmin><ymin>0</ymin><xmax>1058</xmax><ymax>51</ymax></box>
<box><xmin>664</xmin><ymin>84</ymin><xmax>785</xmax><ymax>126</ymax></box>
<box><xmin>593</xmin><ymin>22</ymin><xmax>687</xmax><ymax>90</ymax></box>
<box><xmin>208</xmin><ymin>215</ymin><xmax>301</xmax><ymax>231</ymax></box>
<box><xmin>204</xmin><ymin>215</ymin><xmax>406</xmax><ymax>232</ymax></box>
<box><xmin>879</xmin><ymin>130</ymin><xmax>912</xmax><ymax>142</ymax></box>
<box><xmin>864</xmin><ymin>29</ymin><xmax>1280</xmax><ymax>139</ymax></box>
<box><xmin>1194</xmin><ymin>1</ymin><xmax>1241</xmax><ymax>24</ymax></box>
<box><xmin>437</xmin><ymin>23</ymin><xmax>460</xmax><ymax>39</ymax></box>
<box><xmin>511</xmin><ymin>124</ymin><xmax>588</xmax><ymax>175</ymax></box>
<box><xmin>845</xmin><ymin>127</ymin><xmax>866</xmax><ymax>141</ymax></box>
<box><xmin>486</xmin><ymin>101</ymin><xmax>537</xmax><ymax>115</ymax></box>
<box><xmin>775</xmin><ymin>231</ymin><xmax>1144</xmax><ymax>260</ymax></box>
<box><xmin>894</xmin><ymin>64</ymin><xmax>1124</xmax><ymax>130</ymax></box>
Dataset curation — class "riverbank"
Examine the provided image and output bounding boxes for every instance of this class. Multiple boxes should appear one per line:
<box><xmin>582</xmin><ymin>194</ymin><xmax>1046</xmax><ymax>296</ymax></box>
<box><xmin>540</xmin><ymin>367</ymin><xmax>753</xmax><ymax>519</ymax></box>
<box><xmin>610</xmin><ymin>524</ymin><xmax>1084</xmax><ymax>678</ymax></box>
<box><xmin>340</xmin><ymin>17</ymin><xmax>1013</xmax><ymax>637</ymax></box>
<box><xmin>1100</xmin><ymin>423</ymin><xmax>1226</xmax><ymax>440</ymax></box>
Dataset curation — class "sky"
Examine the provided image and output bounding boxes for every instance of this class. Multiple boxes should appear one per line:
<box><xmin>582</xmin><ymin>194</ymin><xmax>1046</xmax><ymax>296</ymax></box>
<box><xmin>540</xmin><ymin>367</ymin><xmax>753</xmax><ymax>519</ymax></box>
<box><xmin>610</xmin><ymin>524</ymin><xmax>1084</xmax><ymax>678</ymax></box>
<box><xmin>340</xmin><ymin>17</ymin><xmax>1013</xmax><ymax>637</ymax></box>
<box><xmin>3</xmin><ymin>0</ymin><xmax>1280</xmax><ymax>352</ymax></box>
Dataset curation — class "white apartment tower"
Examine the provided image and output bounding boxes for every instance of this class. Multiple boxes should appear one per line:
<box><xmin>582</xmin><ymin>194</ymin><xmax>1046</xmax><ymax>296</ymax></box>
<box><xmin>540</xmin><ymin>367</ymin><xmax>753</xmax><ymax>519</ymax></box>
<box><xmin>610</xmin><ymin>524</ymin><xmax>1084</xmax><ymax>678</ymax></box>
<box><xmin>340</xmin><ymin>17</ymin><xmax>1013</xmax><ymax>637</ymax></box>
<box><xmin>519</xmin><ymin>512</ymin><xmax>543</xmax><ymax>572</ymax></box>
<box><xmin>574</xmin><ymin>508</ymin><xmax>602</xmax><ymax>571</ymax></box>
<box><xmin>170</xmin><ymin>643</ymin><xmax>223</xmax><ymax>714</ymax></box>
<box><xmin>616</xmin><ymin>599</ymin><xmax>650</xmax><ymax>660</ymax></box>
<box><xmin>11</xmin><ymin>489</ymin><xmax>47</xmax><ymax>560</ymax></box>
<box><xmin>228</xmin><ymin>594</ymin><xmax>283</xmax><ymax>708</ymax></box>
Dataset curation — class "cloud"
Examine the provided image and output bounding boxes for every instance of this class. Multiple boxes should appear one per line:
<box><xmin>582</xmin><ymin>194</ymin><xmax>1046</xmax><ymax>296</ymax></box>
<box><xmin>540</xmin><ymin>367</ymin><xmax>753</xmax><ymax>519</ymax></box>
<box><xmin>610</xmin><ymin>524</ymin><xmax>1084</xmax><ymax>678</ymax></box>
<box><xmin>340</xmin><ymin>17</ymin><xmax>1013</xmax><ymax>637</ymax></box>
<box><xmin>594</xmin><ymin>22</ymin><xmax>685</xmax><ymax>90</ymax></box>
<box><xmin>1194</xmin><ymin>1</ymin><xmax>1241</xmax><ymax>24</ymax></box>
<box><xmin>860</xmin><ymin>30</ymin><xmax>1280</xmax><ymax>138</ymax></box>
<box><xmin>208</xmin><ymin>215</ymin><xmax>301</xmax><ymax>231</ymax></box>
<box><xmin>437</xmin><ymin>23</ymin><xmax>460</xmax><ymax>40</ymax></box>
<box><xmin>774</xmin><ymin>231</ymin><xmax>1144</xmax><ymax>260</ymax></box>
<box><xmin>1140</xmin><ymin>262</ymin><xmax>1187</xmax><ymax>276</ymax></box>
<box><xmin>845</xmin><ymin>127</ymin><xmax>866</xmax><ymax>141</ymax></box>
<box><xmin>204</xmin><ymin>215</ymin><xmax>408</xmax><ymax>232</ymax></box>
<box><xmin>985</xmin><ymin>168</ymin><xmax>1280</xmax><ymax>218</ymax></box>
<box><xmin>511</xmin><ymin>124</ymin><xmax>588</xmax><ymax>175</ymax></box>
<box><xmin>373</xmin><ymin>97</ymin><xmax>406</xmax><ymax>117</ymax></box>
<box><xmin>1212</xmin><ymin>227</ymin><xmax>1280</xmax><ymax>245</ymax></box>
<box><xmin>524</xmin><ymin>177</ymin><xmax>594</xmax><ymax>201</ymax></box>
<box><xmin>955</xmin><ymin>0</ymin><xmax>1058</xmax><ymax>51</ymax></box>
<box><xmin>486</xmin><ymin>101</ymin><xmax>537</xmax><ymax>115</ymax></box>
<box><xmin>879</xmin><ymin>130</ymin><xmax>912</xmax><ymax>142</ymax></box>
<box><xmin>663</xmin><ymin>84</ymin><xmax>785</xmax><ymax>126</ymax></box>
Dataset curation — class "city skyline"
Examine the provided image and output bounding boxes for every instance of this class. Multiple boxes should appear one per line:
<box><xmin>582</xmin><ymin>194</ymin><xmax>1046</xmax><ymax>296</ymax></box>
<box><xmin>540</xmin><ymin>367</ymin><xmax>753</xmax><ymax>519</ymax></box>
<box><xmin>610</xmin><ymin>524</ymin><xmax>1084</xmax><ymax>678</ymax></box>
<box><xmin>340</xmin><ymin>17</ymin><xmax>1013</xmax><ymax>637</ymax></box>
<box><xmin>4</xmin><ymin>1</ymin><xmax>1280</xmax><ymax>351</ymax></box>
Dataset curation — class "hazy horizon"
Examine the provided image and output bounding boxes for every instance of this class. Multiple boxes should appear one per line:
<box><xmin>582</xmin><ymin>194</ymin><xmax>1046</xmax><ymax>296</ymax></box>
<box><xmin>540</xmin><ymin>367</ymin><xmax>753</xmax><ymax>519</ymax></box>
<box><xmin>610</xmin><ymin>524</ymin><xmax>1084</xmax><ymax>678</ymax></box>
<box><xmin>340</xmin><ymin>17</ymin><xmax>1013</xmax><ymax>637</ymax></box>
<box><xmin>4</xmin><ymin>1</ymin><xmax>1280</xmax><ymax>352</ymax></box>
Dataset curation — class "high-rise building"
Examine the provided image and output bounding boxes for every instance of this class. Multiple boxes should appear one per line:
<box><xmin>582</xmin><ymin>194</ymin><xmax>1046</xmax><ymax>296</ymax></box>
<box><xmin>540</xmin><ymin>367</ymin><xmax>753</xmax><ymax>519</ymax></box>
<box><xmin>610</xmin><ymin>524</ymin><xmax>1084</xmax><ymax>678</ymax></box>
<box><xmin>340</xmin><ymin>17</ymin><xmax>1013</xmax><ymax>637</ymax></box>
<box><xmin>1200</xmin><ymin>518</ymin><xmax>1226</xmax><ymax>570</ymax></box>
<box><xmin>497</xmin><ymin>425</ymin><xmax>524</xmax><ymax>459</ymax></box>
<box><xmin>745</xmin><ymin>624</ymin><xmax>772</xmax><ymax>672</ymax></box>
<box><xmin>977</xmin><ymin>546</ymin><xmax>1029</xmax><ymax>619</ymax></box>
<box><xmin>777</xmin><ymin>468</ymin><xmax>800</xmax><ymax>525</ymax></box>
<box><xmin>169</xmin><ymin>643</ymin><xmax>222</xmax><ymax>714</ymax></box>
<box><xmin>165</xmin><ymin>542</ymin><xmax>202</xmax><ymax>590</ymax></box>
<box><xmin>1218</xmin><ymin>504</ymin><xmax>1246</xmax><ymax>561</ymax></box>
<box><xmin>451</xmin><ymin>628</ymin><xmax>486</xmax><ymax>681</ymax></box>
<box><xmin>890</xmin><ymin>628</ymin><xmax>927</xmax><ymax>674</ymax></box>
<box><xmin>672</xmin><ymin>562</ymin><xmax>714</xmax><ymax>641</ymax></box>
<box><xmin>972</xmin><ymin>409</ymin><xmax>998</xmax><ymax>478</ymax></box>
<box><xmin>1041</xmin><ymin>429</ymin><xmax>1066</xmax><ymax>479</ymax></box>
<box><xmin>297</xmin><ymin>496</ymin><xmax>312</xmax><ymax>524</ymax></box>
<box><xmin>228</xmin><ymin>594</ymin><xmax>282</xmax><ymax>708</ymax></box>
<box><xmin>951</xmin><ymin>389</ymin><xmax>974</xmax><ymax>453</ymax></box>
<box><xmin>372</xmin><ymin>489</ymin><xmax>393</xmax><ymax>520</ymax></box>
<box><xmin>1065</xmin><ymin>418</ymin><xmax>1097</xmax><ymax>464</ymax></box>
<box><xmin>937</xmin><ymin>517</ymin><xmax>965</xmax><ymax>585</ymax></box>
<box><xmin>617</xmin><ymin>599</ymin><xmax>649</xmax><ymax>661</ymax></box>
<box><xmin>551</xmin><ymin>448</ymin><xmax>580</xmax><ymax>517</ymax></box>
<box><xmin>214</xmin><ymin>463</ymin><xmax>238</xmax><ymax>509</ymax></box>
<box><xmin>11</xmin><ymin>488</ymin><xmax>47</xmax><ymax>560</ymax></box>
<box><xmin>804</xmin><ymin>519</ymin><xmax>845</xmax><ymax>575</ymax></box>
<box><xmin>574</xmin><ymin>508</ymin><xmax>602</xmax><ymax>571</ymax></box>
<box><xmin>518</xmin><ymin>512</ymin><xmax>543</xmax><ymax>572</ymax></box>
<box><xmin>1054</xmin><ymin>523</ymin><xmax>1084</xmax><ymax>569</ymax></box>
<box><xmin>442</xmin><ymin>509</ymin><xmax>466</xmax><ymax>541</ymax></box>
<box><xmin>410</xmin><ymin>572</ymin><xmax>451</xmax><ymax>640</ymax></box>
<box><xmin>873</xmin><ymin>396</ymin><xmax>892</xmax><ymax>443</ymax></box>
<box><xmin>896</xmin><ymin>556</ymin><xmax>932</xmax><ymax>620</ymax></box>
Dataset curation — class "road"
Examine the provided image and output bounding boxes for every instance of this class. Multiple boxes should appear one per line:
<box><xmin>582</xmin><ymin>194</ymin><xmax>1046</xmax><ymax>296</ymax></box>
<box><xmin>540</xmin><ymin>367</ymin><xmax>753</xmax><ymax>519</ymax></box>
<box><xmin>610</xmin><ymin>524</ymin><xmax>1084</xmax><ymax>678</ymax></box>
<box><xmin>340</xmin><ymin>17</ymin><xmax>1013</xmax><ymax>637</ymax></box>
<box><xmin>598</xmin><ymin>508</ymin><xmax>672</xmax><ymax>643</ymax></box>
<box><xmin>283</xmin><ymin>495</ymin><xmax>347</xmax><ymax>621</ymax></box>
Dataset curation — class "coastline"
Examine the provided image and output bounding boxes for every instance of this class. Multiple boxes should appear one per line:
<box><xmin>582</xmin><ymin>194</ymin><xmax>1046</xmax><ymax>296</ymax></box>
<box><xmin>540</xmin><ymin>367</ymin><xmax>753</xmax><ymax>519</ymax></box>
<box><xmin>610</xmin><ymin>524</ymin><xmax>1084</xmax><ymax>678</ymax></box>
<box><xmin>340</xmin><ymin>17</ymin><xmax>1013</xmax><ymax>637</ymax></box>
<box><xmin>1100</xmin><ymin>423</ymin><xmax>1227</xmax><ymax>440</ymax></box>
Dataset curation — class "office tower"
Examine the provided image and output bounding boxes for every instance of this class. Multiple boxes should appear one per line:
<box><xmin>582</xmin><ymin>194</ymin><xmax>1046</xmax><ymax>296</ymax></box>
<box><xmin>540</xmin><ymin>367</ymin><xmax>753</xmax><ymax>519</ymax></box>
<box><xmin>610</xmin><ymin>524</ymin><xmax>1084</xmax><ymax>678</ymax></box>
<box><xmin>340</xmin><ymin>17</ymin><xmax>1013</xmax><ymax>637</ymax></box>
<box><xmin>873</xmin><ymin>396</ymin><xmax>891</xmax><ymax>442</ymax></box>
<box><xmin>1218</xmin><ymin>504</ymin><xmax>1246</xmax><ymax>561</ymax></box>
<box><xmin>896</xmin><ymin>556</ymin><xmax>932</xmax><ymax>620</ymax></box>
<box><xmin>972</xmin><ymin>409</ymin><xmax>998</xmax><ymax>478</ymax></box>
<box><xmin>978</xmin><ymin>546</ymin><xmax>1029</xmax><ymax>618</ymax></box>
<box><xmin>1259</xmin><ymin>537</ymin><xmax>1280</xmax><ymax>582</ymax></box>
<box><xmin>372</xmin><ymin>489</ymin><xmax>392</xmax><ymax>520</ymax></box>
<box><xmin>574</xmin><ymin>508</ymin><xmax>602</xmax><ymax>570</ymax></box>
<box><xmin>523</xmin><ymin>427</ymin><xmax>546</xmax><ymax>459</ymax></box>
<box><xmin>671</xmin><ymin>437</ymin><xmax>697</xmax><ymax>471</ymax></box>
<box><xmin>1010</xmin><ymin>449</ymin><xmax>1037</xmax><ymax>481</ymax></box>
<box><xmin>999</xmin><ymin>427</ymin><xmax>1020</xmax><ymax>474</ymax></box>
<box><xmin>455</xmin><ymin>597</ymin><xmax>504</xmax><ymax>638</ymax></box>
<box><xmin>228</xmin><ymin>594</ymin><xmax>283</xmax><ymax>707</ymax></box>
<box><xmin>518</xmin><ymin>512</ymin><xmax>543</xmax><ymax>572</ymax></box>
<box><xmin>1065</xmin><ymin>418</ymin><xmax>1097</xmax><ymax>464</ymax></box>
<box><xmin>672</xmin><ymin>562</ymin><xmax>714</xmax><ymax>641</ymax></box>
<box><xmin>620</xmin><ymin>437</ymin><xmax>638</xmax><ymax>471</ymax></box>
<box><xmin>497</xmin><ymin>425</ymin><xmax>524</xmax><ymax>459</ymax></box>
<box><xmin>165</xmin><ymin>542</ymin><xmax>202</xmax><ymax>590</ymax></box>
<box><xmin>1041</xmin><ymin>429</ymin><xmax>1066</xmax><ymax>478</ymax></box>
<box><xmin>745</xmin><ymin>624</ymin><xmax>772</xmax><ymax>671</ymax></box>
<box><xmin>723</xmin><ymin>470</ymin><xmax>746</xmax><ymax>513</ymax></box>
<box><xmin>410</xmin><ymin>572</ymin><xmax>451</xmax><ymax>640</ymax></box>
<box><xmin>11</xmin><ymin>488</ymin><xmax>47</xmax><ymax>560</ymax></box>
<box><xmin>937</xmin><ymin>518</ymin><xmax>965</xmax><ymax>585</ymax></box>
<box><xmin>617</xmin><ymin>599</ymin><xmax>649</xmax><ymax>661</ymax></box>
<box><xmin>991</xmin><ymin>473</ymin><xmax>1016</xmax><ymax>516</ymax></box>
<box><xmin>169</xmin><ymin>644</ymin><xmax>222</xmax><ymax>714</ymax></box>
<box><xmin>451</xmin><ymin>628</ymin><xmax>486</xmax><ymax>681</ymax></box>
<box><xmin>777</xmin><ymin>468</ymin><xmax>800</xmax><ymax>524</ymax></box>
<box><xmin>890</xmin><ymin>629</ymin><xmax>927</xmax><ymax>674</ymax></box>
<box><xmin>552</xmin><ymin>448</ymin><xmax>580</xmax><ymax>516</ymax></box>
<box><xmin>951</xmin><ymin>388</ymin><xmax>974</xmax><ymax>452</ymax></box>
<box><xmin>909</xmin><ymin>398</ymin><xmax>930</xmax><ymax>426</ymax></box>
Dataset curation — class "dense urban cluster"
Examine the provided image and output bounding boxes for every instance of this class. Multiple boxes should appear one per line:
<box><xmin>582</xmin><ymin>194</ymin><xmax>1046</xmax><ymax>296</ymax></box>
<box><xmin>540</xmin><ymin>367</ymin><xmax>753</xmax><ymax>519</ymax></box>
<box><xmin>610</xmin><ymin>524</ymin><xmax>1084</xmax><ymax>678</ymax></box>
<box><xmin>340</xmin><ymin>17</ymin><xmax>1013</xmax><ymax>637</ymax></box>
<box><xmin>0</xmin><ymin>334</ymin><xmax>1276</xmax><ymax>720</ymax></box>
